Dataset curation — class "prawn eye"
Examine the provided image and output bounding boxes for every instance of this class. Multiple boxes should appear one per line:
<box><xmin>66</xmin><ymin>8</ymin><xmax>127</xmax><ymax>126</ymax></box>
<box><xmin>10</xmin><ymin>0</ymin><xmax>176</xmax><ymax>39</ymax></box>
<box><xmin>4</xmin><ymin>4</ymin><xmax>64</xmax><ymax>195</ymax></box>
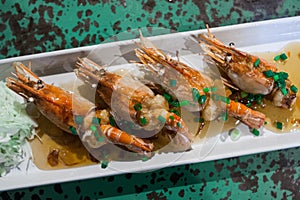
<box><xmin>229</xmin><ymin>42</ymin><xmax>235</xmax><ymax>47</ymax></box>
<box><xmin>37</xmin><ymin>80</ymin><xmax>42</xmax><ymax>84</ymax></box>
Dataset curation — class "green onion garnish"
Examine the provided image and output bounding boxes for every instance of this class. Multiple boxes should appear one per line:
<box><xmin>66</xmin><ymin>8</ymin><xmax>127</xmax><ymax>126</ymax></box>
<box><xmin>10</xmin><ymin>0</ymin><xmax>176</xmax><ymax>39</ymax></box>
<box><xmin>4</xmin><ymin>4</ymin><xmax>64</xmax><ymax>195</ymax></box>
<box><xmin>109</xmin><ymin>116</ymin><xmax>116</xmax><ymax>126</ymax></box>
<box><xmin>90</xmin><ymin>125</ymin><xmax>97</xmax><ymax>132</ymax></box>
<box><xmin>263</xmin><ymin>70</ymin><xmax>275</xmax><ymax>78</ymax></box>
<box><xmin>140</xmin><ymin>117</ymin><xmax>147</xmax><ymax>125</ymax></box>
<box><xmin>141</xmin><ymin>156</ymin><xmax>149</xmax><ymax>161</ymax></box>
<box><xmin>252</xmin><ymin>128</ymin><xmax>260</xmax><ymax>136</ymax></box>
<box><xmin>279</xmin><ymin>72</ymin><xmax>288</xmax><ymax>80</ymax></box>
<box><xmin>198</xmin><ymin>95</ymin><xmax>207</xmax><ymax>104</ymax></box>
<box><xmin>221</xmin><ymin>111</ymin><xmax>228</xmax><ymax>121</ymax></box>
<box><xmin>274</xmin><ymin>53</ymin><xmax>288</xmax><ymax>61</ymax></box>
<box><xmin>273</xmin><ymin>74</ymin><xmax>279</xmax><ymax>81</ymax></box>
<box><xmin>75</xmin><ymin>115</ymin><xmax>83</xmax><ymax>124</ymax></box>
<box><xmin>94</xmin><ymin>131</ymin><xmax>100</xmax><ymax>138</ymax></box>
<box><xmin>179</xmin><ymin>100</ymin><xmax>190</xmax><ymax>106</ymax></box>
<box><xmin>241</xmin><ymin>92</ymin><xmax>248</xmax><ymax>98</ymax></box>
<box><xmin>291</xmin><ymin>85</ymin><xmax>298</xmax><ymax>93</ymax></box>
<box><xmin>274</xmin><ymin>54</ymin><xmax>281</xmax><ymax>61</ymax></box>
<box><xmin>280</xmin><ymin>53</ymin><xmax>288</xmax><ymax>60</ymax></box>
<box><xmin>220</xmin><ymin>96</ymin><xmax>230</xmax><ymax>104</ymax></box>
<box><xmin>69</xmin><ymin>126</ymin><xmax>77</xmax><ymax>135</ymax></box>
<box><xmin>170</xmin><ymin>79</ymin><xmax>177</xmax><ymax>87</ymax></box>
<box><xmin>157</xmin><ymin>115</ymin><xmax>166</xmax><ymax>123</ymax></box>
<box><xmin>92</xmin><ymin>117</ymin><xmax>101</xmax><ymax>125</ymax></box>
<box><xmin>192</xmin><ymin>88</ymin><xmax>200</xmax><ymax>102</ymax></box>
<box><xmin>281</xmin><ymin>88</ymin><xmax>288</xmax><ymax>96</ymax></box>
<box><xmin>169</xmin><ymin>115</ymin><xmax>175</xmax><ymax>121</ymax></box>
<box><xmin>170</xmin><ymin>101</ymin><xmax>179</xmax><ymax>107</ymax></box>
<box><xmin>101</xmin><ymin>160</ymin><xmax>108</xmax><ymax>169</ymax></box>
<box><xmin>97</xmin><ymin>136</ymin><xmax>105</xmax><ymax>142</ymax></box>
<box><xmin>276</xmin><ymin>122</ymin><xmax>283</xmax><ymax>130</ymax></box>
<box><xmin>203</xmin><ymin>87</ymin><xmax>210</xmax><ymax>93</ymax></box>
<box><xmin>163</xmin><ymin>92</ymin><xmax>172</xmax><ymax>102</ymax></box>
<box><xmin>134</xmin><ymin>103</ymin><xmax>142</xmax><ymax>111</ymax></box>
<box><xmin>253</xmin><ymin>58</ymin><xmax>260</xmax><ymax>67</ymax></box>
<box><xmin>177</xmin><ymin>122</ymin><xmax>182</xmax><ymax>128</ymax></box>
<box><xmin>211</xmin><ymin>86</ymin><xmax>218</xmax><ymax>92</ymax></box>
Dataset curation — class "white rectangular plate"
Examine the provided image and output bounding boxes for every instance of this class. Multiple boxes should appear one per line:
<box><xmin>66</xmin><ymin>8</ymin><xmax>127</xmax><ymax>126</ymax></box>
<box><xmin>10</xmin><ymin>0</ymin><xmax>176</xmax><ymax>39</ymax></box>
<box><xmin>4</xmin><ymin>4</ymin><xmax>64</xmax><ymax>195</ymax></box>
<box><xmin>1</xmin><ymin>16</ymin><xmax>300</xmax><ymax>191</ymax></box>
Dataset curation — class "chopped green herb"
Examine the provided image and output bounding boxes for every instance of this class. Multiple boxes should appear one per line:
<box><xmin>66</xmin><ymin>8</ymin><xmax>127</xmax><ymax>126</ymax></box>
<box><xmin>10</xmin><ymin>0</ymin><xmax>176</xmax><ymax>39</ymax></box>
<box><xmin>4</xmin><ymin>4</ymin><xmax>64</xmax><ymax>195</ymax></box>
<box><xmin>281</xmin><ymin>88</ymin><xmax>288</xmax><ymax>96</ymax></box>
<box><xmin>90</xmin><ymin>125</ymin><xmax>97</xmax><ymax>132</ymax></box>
<box><xmin>263</xmin><ymin>70</ymin><xmax>275</xmax><ymax>78</ymax></box>
<box><xmin>134</xmin><ymin>103</ymin><xmax>142</xmax><ymax>111</ymax></box>
<box><xmin>109</xmin><ymin>116</ymin><xmax>116</xmax><ymax>126</ymax></box>
<box><xmin>177</xmin><ymin>122</ymin><xmax>182</xmax><ymax>128</ymax></box>
<box><xmin>291</xmin><ymin>85</ymin><xmax>298</xmax><ymax>93</ymax></box>
<box><xmin>169</xmin><ymin>115</ymin><xmax>175</xmax><ymax>120</ymax></box>
<box><xmin>69</xmin><ymin>126</ymin><xmax>77</xmax><ymax>135</ymax></box>
<box><xmin>140</xmin><ymin>117</ymin><xmax>147</xmax><ymax>125</ymax></box>
<box><xmin>170</xmin><ymin>109</ymin><xmax>180</xmax><ymax>116</ymax></box>
<box><xmin>273</xmin><ymin>74</ymin><xmax>279</xmax><ymax>81</ymax></box>
<box><xmin>192</xmin><ymin>88</ymin><xmax>200</xmax><ymax>102</ymax></box>
<box><xmin>280</xmin><ymin>53</ymin><xmax>288</xmax><ymax>60</ymax></box>
<box><xmin>221</xmin><ymin>111</ymin><xmax>228</xmax><ymax>121</ymax></box>
<box><xmin>179</xmin><ymin>100</ymin><xmax>190</xmax><ymax>106</ymax></box>
<box><xmin>75</xmin><ymin>115</ymin><xmax>83</xmax><ymax>124</ymax></box>
<box><xmin>92</xmin><ymin>117</ymin><xmax>101</xmax><ymax>125</ymax></box>
<box><xmin>97</xmin><ymin>136</ymin><xmax>105</xmax><ymax>142</ymax></box>
<box><xmin>276</xmin><ymin>122</ymin><xmax>283</xmax><ymax>130</ymax></box>
<box><xmin>157</xmin><ymin>115</ymin><xmax>166</xmax><ymax>123</ymax></box>
<box><xmin>220</xmin><ymin>96</ymin><xmax>230</xmax><ymax>104</ymax></box>
<box><xmin>170</xmin><ymin>79</ymin><xmax>177</xmax><ymax>87</ymax></box>
<box><xmin>199</xmin><ymin>95</ymin><xmax>207</xmax><ymax>104</ymax></box>
<box><xmin>274</xmin><ymin>54</ymin><xmax>281</xmax><ymax>61</ymax></box>
<box><xmin>93</xmin><ymin>131</ymin><xmax>100</xmax><ymax>138</ymax></box>
<box><xmin>141</xmin><ymin>156</ymin><xmax>149</xmax><ymax>161</ymax></box>
<box><xmin>229</xmin><ymin>128</ymin><xmax>240</xmax><ymax>141</ymax></box>
<box><xmin>254</xmin><ymin>58</ymin><xmax>260</xmax><ymax>67</ymax></box>
<box><xmin>101</xmin><ymin>160</ymin><xmax>108</xmax><ymax>169</ymax></box>
<box><xmin>274</xmin><ymin>53</ymin><xmax>288</xmax><ymax>61</ymax></box>
<box><xmin>252</xmin><ymin>128</ymin><xmax>260</xmax><ymax>136</ymax></box>
<box><xmin>211</xmin><ymin>86</ymin><xmax>218</xmax><ymax>92</ymax></box>
<box><xmin>279</xmin><ymin>72</ymin><xmax>288</xmax><ymax>80</ymax></box>
<box><xmin>203</xmin><ymin>87</ymin><xmax>210</xmax><ymax>93</ymax></box>
<box><xmin>170</xmin><ymin>101</ymin><xmax>180</xmax><ymax>107</ymax></box>
<box><xmin>163</xmin><ymin>92</ymin><xmax>172</xmax><ymax>102</ymax></box>
<box><xmin>241</xmin><ymin>92</ymin><xmax>248</xmax><ymax>98</ymax></box>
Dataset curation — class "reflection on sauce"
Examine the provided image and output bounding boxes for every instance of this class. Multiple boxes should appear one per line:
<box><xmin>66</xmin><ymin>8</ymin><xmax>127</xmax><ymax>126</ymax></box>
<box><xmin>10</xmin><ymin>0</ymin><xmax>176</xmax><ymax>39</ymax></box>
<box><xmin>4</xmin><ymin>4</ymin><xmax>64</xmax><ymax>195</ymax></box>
<box><xmin>29</xmin><ymin>108</ymin><xmax>97</xmax><ymax>170</ymax></box>
<box><xmin>254</xmin><ymin>42</ymin><xmax>300</xmax><ymax>133</ymax></box>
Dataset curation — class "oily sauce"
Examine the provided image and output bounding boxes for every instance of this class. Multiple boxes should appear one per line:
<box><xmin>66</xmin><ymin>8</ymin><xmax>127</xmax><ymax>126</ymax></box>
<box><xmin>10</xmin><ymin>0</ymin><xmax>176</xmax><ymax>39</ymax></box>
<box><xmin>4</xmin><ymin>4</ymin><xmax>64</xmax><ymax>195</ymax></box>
<box><xmin>28</xmin><ymin>42</ymin><xmax>300</xmax><ymax>170</ymax></box>
<box><xmin>254</xmin><ymin>42</ymin><xmax>300</xmax><ymax>133</ymax></box>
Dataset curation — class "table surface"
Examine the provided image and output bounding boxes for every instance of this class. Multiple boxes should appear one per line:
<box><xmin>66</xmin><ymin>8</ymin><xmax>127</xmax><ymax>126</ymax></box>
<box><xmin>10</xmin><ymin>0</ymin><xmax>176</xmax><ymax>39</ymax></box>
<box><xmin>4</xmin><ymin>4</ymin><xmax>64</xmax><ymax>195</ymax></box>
<box><xmin>1</xmin><ymin>0</ymin><xmax>300</xmax><ymax>199</ymax></box>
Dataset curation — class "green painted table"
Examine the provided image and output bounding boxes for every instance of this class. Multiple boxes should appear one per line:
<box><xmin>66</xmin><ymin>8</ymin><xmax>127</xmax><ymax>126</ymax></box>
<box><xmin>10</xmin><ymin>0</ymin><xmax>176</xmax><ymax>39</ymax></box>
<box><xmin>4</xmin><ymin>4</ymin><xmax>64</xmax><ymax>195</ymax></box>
<box><xmin>1</xmin><ymin>1</ymin><xmax>300</xmax><ymax>199</ymax></box>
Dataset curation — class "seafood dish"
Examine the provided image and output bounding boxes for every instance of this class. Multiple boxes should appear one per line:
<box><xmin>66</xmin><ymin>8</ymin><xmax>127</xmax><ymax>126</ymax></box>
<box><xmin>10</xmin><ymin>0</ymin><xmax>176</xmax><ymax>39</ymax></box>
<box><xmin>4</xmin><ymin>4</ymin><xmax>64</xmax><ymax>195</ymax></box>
<box><xmin>1</xmin><ymin>17</ymin><xmax>300</xmax><ymax>191</ymax></box>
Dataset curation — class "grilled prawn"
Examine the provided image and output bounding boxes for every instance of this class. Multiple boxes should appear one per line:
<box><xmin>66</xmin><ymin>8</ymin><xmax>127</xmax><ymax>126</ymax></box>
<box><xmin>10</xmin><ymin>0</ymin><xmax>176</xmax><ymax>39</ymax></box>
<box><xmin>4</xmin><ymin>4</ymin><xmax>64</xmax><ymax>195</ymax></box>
<box><xmin>74</xmin><ymin>58</ymin><xmax>192</xmax><ymax>149</ymax></box>
<box><xmin>134</xmin><ymin>36</ymin><xmax>266</xmax><ymax>130</ymax></box>
<box><xmin>6</xmin><ymin>62</ymin><xmax>153</xmax><ymax>154</ymax></box>
<box><xmin>197</xmin><ymin>27</ymin><xmax>297</xmax><ymax>109</ymax></box>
